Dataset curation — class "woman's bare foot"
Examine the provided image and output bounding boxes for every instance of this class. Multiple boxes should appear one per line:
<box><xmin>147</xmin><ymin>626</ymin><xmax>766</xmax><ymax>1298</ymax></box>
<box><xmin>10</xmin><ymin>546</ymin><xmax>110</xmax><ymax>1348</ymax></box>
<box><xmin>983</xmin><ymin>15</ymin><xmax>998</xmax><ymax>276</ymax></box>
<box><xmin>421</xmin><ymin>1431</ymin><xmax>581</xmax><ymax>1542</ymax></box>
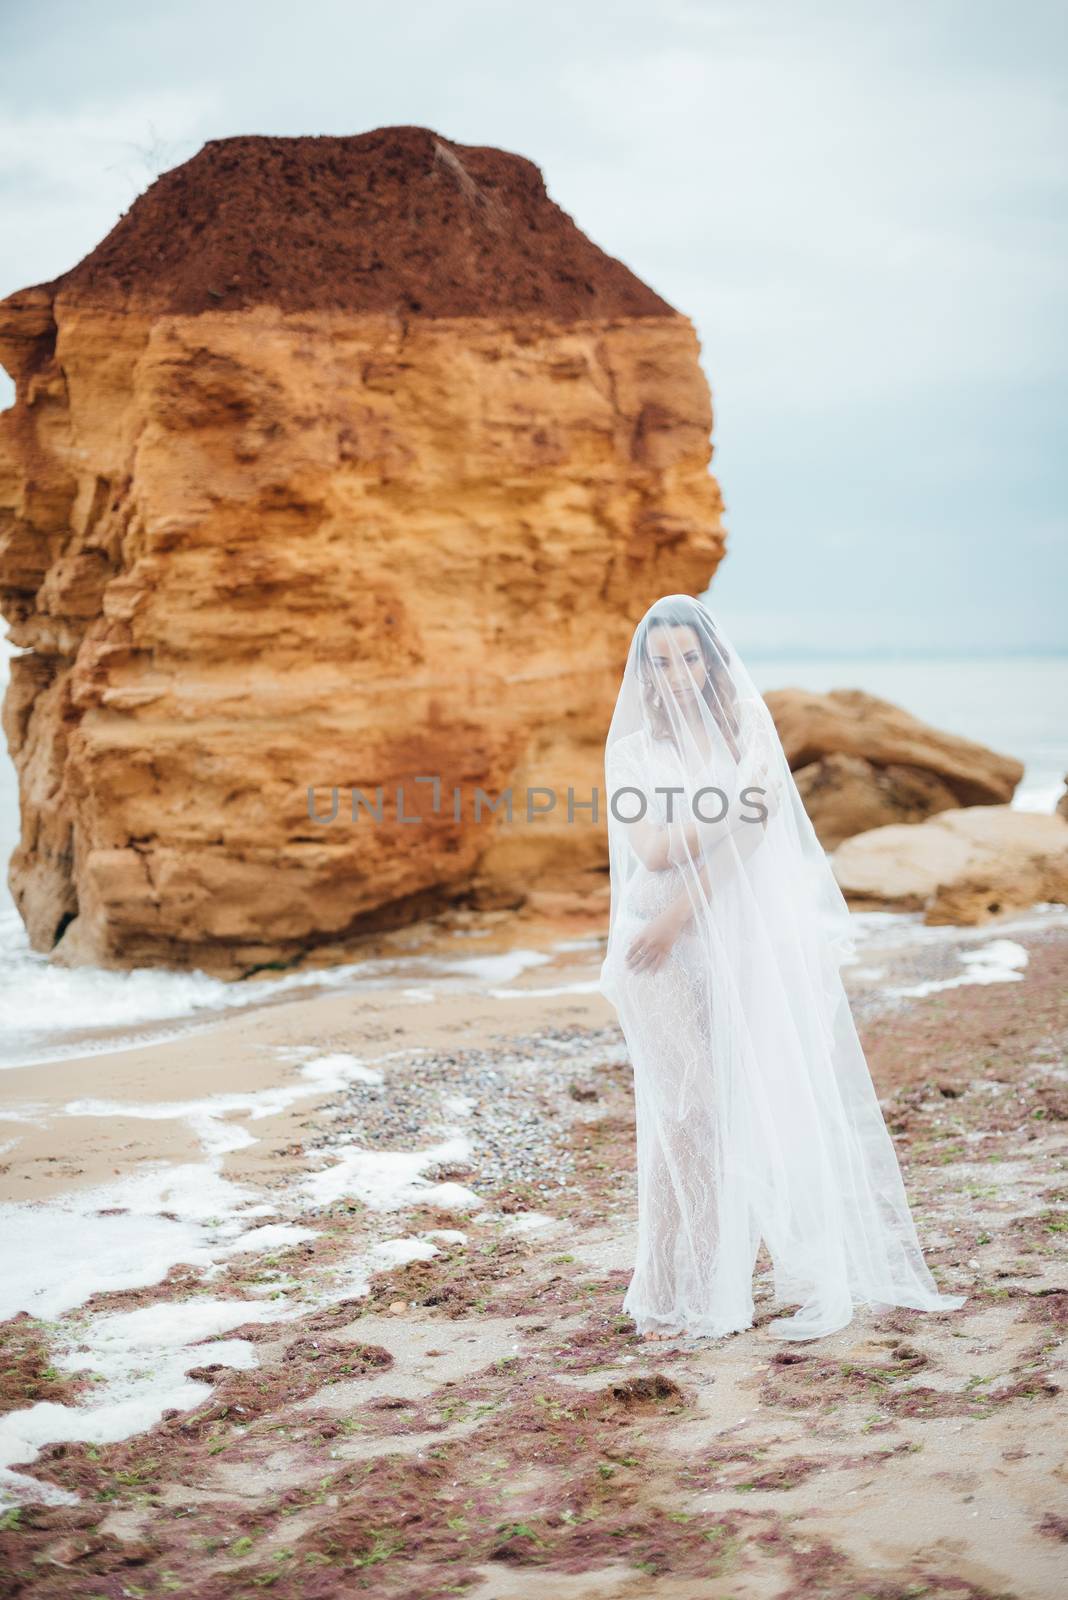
<box><xmin>640</xmin><ymin>1327</ymin><xmax>683</xmax><ymax>1342</ymax></box>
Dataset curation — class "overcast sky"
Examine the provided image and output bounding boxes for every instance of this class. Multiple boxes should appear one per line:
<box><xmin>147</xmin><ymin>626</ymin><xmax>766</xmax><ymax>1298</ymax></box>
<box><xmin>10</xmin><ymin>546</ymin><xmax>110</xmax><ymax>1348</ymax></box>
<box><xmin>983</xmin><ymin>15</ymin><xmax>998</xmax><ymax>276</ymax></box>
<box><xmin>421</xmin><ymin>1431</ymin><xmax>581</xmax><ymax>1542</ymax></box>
<box><xmin>1</xmin><ymin>0</ymin><xmax>1065</xmax><ymax>654</ymax></box>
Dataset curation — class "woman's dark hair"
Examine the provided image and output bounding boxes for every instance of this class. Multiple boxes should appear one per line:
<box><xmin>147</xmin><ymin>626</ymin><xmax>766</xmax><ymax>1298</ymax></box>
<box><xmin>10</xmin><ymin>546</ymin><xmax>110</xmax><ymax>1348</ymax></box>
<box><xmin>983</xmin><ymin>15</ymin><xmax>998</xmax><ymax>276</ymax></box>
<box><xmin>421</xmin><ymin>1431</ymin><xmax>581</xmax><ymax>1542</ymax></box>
<box><xmin>636</xmin><ymin>599</ymin><xmax>741</xmax><ymax>756</ymax></box>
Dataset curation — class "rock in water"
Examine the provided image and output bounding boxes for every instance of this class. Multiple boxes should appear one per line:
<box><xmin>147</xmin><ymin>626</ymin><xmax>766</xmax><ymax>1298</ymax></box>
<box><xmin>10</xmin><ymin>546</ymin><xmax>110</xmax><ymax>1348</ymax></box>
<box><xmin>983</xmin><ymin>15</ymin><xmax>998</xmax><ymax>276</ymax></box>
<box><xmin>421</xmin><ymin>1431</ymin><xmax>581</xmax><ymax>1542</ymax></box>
<box><xmin>0</xmin><ymin>129</ymin><xmax>725</xmax><ymax>974</ymax></box>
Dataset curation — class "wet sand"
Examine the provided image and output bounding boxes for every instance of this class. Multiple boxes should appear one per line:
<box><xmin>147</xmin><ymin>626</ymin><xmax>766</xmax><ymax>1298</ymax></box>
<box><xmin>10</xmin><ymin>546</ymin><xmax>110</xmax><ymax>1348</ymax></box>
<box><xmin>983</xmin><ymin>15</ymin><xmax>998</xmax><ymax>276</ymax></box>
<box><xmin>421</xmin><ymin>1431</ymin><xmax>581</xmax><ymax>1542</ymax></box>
<box><xmin>0</xmin><ymin>896</ymin><xmax>1066</xmax><ymax>1598</ymax></box>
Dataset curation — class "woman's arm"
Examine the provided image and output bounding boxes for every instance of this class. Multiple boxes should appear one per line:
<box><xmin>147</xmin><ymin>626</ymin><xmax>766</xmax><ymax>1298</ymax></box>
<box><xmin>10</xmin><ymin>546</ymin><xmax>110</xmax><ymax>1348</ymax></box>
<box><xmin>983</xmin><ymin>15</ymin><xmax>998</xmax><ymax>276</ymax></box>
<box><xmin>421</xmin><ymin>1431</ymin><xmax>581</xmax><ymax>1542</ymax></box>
<box><xmin>624</xmin><ymin>811</ymin><xmax>703</xmax><ymax>871</ymax></box>
<box><xmin>607</xmin><ymin>742</ymin><xmax>701</xmax><ymax>871</ymax></box>
<box><xmin>663</xmin><ymin>798</ymin><xmax>766</xmax><ymax>932</ymax></box>
<box><xmin>625</xmin><ymin>854</ymin><xmax>715</xmax><ymax>973</ymax></box>
<box><xmin>625</xmin><ymin>747</ymin><xmax>784</xmax><ymax>975</ymax></box>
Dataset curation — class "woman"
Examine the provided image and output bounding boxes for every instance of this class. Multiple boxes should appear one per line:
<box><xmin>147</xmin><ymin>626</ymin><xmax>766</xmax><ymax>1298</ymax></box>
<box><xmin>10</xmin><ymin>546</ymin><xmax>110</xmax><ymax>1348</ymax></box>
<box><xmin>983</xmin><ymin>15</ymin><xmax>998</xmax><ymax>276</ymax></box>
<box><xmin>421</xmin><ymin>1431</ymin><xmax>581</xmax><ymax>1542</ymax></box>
<box><xmin>599</xmin><ymin>594</ymin><xmax>965</xmax><ymax>1344</ymax></box>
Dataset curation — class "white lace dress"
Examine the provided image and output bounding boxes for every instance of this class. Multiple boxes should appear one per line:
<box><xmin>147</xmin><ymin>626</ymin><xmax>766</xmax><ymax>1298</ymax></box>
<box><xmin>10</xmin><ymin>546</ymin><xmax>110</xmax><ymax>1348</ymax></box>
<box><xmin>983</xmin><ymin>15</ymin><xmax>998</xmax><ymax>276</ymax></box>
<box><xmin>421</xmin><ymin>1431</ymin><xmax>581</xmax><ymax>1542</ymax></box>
<box><xmin>601</xmin><ymin>716</ymin><xmax>766</xmax><ymax>1338</ymax></box>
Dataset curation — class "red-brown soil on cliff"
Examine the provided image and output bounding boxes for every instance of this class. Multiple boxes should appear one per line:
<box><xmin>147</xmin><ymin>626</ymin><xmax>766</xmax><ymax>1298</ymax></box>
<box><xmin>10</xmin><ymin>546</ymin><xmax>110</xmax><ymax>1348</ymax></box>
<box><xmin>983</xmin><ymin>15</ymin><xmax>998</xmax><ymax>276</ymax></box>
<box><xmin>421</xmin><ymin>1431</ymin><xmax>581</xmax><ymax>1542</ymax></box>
<box><xmin>30</xmin><ymin>126</ymin><xmax>677</xmax><ymax>320</ymax></box>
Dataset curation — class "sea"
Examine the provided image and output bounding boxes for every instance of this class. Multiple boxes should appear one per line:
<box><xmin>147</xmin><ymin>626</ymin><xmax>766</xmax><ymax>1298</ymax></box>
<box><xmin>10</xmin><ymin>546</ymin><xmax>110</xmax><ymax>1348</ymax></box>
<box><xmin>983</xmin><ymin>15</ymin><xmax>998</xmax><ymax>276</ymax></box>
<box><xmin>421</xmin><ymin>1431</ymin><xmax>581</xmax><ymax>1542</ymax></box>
<box><xmin>1</xmin><ymin>634</ymin><xmax>1065</xmax><ymax>1071</ymax></box>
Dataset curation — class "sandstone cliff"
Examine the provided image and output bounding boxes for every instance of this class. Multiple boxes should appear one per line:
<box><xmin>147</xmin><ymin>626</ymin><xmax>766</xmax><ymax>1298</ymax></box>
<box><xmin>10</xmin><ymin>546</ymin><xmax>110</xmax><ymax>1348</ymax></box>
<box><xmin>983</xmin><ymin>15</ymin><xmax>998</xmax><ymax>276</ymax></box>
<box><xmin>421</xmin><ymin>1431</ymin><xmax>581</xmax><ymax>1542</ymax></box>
<box><xmin>0</xmin><ymin>129</ymin><xmax>726</xmax><ymax>974</ymax></box>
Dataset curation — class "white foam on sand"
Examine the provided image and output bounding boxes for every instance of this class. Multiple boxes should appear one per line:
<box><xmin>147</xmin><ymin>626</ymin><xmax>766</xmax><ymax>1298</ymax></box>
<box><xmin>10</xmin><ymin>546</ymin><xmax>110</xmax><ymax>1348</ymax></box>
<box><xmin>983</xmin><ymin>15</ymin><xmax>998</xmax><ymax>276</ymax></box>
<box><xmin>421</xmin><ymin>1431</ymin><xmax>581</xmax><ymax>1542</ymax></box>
<box><xmin>369</xmin><ymin>1237</ymin><xmax>441</xmax><ymax>1267</ymax></box>
<box><xmin>62</xmin><ymin>1051</ymin><xmax>386</xmax><ymax>1157</ymax></box>
<box><xmin>0</xmin><ymin>909</ymin><xmax>399</xmax><ymax>1070</ymax></box>
<box><xmin>0</xmin><ymin>1047</ymin><xmax>333</xmax><ymax>1497</ymax></box>
<box><xmin>325</xmin><ymin>1226</ymin><xmax>470</xmax><ymax>1302</ymax></box>
<box><xmin>887</xmin><ymin>938</ymin><xmax>1029</xmax><ymax>998</ymax></box>
<box><xmin>0</xmin><ymin>1002</ymin><xmax>318</xmax><ymax>1495</ymax></box>
<box><xmin>0</xmin><ymin>1170</ymin><xmax>466</xmax><ymax>1505</ymax></box>
<box><xmin>0</xmin><ymin>1136</ymin><xmax>463</xmax><ymax>1502</ymax></box>
<box><xmin>3</xmin><ymin>1051</ymin><xmax>407</xmax><ymax>1325</ymax></box>
<box><xmin>0</xmin><ymin>1163</ymin><xmax>292</xmax><ymax>1324</ymax></box>
<box><xmin>2</xmin><ymin>1046</ymin><xmax>470</xmax><ymax>1330</ymax></box>
<box><xmin>0</xmin><ymin>1298</ymin><xmax>277</xmax><ymax>1506</ymax></box>
<box><xmin>218</xmin><ymin>1222</ymin><xmax>316</xmax><ymax>1255</ymax></box>
<box><xmin>0</xmin><ymin>933</ymin><xmax>556</xmax><ymax>1071</ymax></box>
<box><xmin>500</xmin><ymin>1211</ymin><xmax>564</xmax><ymax>1236</ymax></box>
<box><xmin>301</xmin><ymin>1132</ymin><xmax>483</xmax><ymax>1211</ymax></box>
<box><xmin>0</xmin><ymin>1044</ymin><xmax>490</xmax><ymax>1504</ymax></box>
<box><xmin>437</xmin><ymin>949</ymin><xmax>553</xmax><ymax>984</ymax></box>
<box><xmin>488</xmin><ymin>979</ymin><xmax>603</xmax><ymax>998</ymax></box>
<box><xmin>844</xmin><ymin>910</ymin><xmax>932</xmax><ymax>948</ymax></box>
<box><xmin>847</xmin><ymin>903</ymin><xmax>1068</xmax><ymax>952</ymax></box>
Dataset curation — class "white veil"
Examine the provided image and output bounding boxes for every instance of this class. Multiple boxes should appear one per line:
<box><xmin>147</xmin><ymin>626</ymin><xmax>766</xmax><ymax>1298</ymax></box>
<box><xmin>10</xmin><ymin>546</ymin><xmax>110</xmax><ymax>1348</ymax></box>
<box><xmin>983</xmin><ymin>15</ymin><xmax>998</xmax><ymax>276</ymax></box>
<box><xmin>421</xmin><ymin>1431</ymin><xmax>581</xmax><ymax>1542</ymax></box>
<box><xmin>599</xmin><ymin>594</ymin><xmax>965</xmax><ymax>1340</ymax></box>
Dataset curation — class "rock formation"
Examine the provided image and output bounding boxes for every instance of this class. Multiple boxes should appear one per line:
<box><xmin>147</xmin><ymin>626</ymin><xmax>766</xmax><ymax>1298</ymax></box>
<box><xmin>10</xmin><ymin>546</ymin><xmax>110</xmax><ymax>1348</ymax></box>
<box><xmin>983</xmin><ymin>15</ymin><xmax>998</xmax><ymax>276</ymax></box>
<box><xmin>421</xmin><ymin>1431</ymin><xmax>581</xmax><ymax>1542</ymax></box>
<box><xmin>0</xmin><ymin>129</ymin><xmax>726</xmax><ymax>975</ymax></box>
<box><xmin>831</xmin><ymin>806</ymin><xmax>1068</xmax><ymax>925</ymax></box>
<box><xmin>764</xmin><ymin>688</ymin><xmax>1023</xmax><ymax>850</ymax></box>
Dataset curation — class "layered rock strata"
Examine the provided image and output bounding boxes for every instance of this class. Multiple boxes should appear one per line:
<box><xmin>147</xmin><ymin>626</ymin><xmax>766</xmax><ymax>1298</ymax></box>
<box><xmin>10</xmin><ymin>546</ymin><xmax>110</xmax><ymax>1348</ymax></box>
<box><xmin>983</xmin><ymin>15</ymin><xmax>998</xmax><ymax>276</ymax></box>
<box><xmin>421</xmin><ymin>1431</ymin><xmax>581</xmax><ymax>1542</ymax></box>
<box><xmin>0</xmin><ymin>128</ymin><xmax>725</xmax><ymax>973</ymax></box>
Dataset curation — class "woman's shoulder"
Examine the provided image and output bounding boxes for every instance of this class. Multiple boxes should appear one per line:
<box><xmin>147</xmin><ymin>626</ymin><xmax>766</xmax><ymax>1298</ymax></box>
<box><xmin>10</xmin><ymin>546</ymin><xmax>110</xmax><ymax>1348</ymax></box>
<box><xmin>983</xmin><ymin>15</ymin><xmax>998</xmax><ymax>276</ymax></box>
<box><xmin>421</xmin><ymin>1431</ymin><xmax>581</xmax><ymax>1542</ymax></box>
<box><xmin>606</xmin><ymin>728</ymin><xmax>650</xmax><ymax>781</ymax></box>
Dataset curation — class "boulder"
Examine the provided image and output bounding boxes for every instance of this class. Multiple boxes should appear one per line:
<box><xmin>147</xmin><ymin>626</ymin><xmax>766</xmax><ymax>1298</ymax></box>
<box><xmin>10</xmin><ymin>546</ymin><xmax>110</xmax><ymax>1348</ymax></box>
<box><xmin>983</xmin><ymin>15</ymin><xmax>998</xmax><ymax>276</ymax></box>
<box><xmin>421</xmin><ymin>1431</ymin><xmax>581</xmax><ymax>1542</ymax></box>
<box><xmin>831</xmin><ymin>805</ymin><xmax>1068</xmax><ymax>925</ymax></box>
<box><xmin>791</xmin><ymin>752</ymin><xmax>961</xmax><ymax>851</ymax></box>
<box><xmin>765</xmin><ymin>687</ymin><xmax>1023</xmax><ymax>848</ymax></box>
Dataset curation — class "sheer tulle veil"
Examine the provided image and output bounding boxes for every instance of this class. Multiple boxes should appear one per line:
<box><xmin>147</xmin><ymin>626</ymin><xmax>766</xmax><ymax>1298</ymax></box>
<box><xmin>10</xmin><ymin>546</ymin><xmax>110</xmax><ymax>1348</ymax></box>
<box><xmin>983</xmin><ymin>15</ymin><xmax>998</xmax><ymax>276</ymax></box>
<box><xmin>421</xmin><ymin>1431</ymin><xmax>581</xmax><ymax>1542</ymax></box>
<box><xmin>598</xmin><ymin>593</ymin><xmax>966</xmax><ymax>1340</ymax></box>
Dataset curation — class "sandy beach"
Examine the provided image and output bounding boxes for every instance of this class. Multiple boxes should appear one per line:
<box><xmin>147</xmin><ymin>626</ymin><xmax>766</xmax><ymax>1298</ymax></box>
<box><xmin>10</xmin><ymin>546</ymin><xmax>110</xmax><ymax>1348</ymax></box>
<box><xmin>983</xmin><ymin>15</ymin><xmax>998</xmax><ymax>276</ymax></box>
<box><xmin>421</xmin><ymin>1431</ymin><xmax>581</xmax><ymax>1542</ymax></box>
<box><xmin>1</xmin><ymin>891</ymin><xmax>1065</xmax><ymax>1598</ymax></box>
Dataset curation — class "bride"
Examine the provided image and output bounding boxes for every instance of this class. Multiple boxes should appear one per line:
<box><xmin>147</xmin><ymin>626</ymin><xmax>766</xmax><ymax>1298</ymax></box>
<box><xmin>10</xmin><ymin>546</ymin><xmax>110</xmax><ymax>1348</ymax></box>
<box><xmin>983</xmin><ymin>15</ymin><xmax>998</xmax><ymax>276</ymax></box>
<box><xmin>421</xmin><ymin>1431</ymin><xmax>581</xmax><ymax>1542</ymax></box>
<box><xmin>599</xmin><ymin>594</ymin><xmax>966</xmax><ymax>1344</ymax></box>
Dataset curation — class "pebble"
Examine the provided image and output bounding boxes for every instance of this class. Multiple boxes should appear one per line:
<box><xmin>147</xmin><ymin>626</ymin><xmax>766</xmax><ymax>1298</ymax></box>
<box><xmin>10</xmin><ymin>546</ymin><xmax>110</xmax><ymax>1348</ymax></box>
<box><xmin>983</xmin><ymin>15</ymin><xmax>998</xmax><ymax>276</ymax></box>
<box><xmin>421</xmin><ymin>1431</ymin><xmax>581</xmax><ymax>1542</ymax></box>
<box><xmin>303</xmin><ymin>1023</ymin><xmax>630</xmax><ymax>1196</ymax></box>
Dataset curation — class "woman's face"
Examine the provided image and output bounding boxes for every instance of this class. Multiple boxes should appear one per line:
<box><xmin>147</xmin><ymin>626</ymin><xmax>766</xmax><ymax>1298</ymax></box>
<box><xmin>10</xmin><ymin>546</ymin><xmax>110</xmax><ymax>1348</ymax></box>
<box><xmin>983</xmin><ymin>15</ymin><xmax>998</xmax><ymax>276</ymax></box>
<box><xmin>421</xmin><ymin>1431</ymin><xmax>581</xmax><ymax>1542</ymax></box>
<box><xmin>646</xmin><ymin>623</ymin><xmax>708</xmax><ymax>704</ymax></box>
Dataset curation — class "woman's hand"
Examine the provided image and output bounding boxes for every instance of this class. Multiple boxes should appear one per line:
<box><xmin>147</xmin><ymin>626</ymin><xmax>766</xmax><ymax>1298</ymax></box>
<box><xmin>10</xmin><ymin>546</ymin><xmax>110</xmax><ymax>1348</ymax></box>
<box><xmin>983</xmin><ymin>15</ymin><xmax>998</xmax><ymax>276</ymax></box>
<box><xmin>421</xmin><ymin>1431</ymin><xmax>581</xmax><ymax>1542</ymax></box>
<box><xmin>625</xmin><ymin>906</ymin><xmax>686</xmax><ymax>975</ymax></box>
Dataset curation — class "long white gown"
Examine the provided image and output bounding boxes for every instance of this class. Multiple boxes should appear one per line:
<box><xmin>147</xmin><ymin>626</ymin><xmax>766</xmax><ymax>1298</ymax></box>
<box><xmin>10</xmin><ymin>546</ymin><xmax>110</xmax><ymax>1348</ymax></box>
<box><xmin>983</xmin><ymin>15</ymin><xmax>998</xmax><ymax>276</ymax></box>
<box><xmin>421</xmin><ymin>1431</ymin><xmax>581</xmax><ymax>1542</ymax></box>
<box><xmin>599</xmin><ymin>597</ymin><xmax>966</xmax><ymax>1342</ymax></box>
